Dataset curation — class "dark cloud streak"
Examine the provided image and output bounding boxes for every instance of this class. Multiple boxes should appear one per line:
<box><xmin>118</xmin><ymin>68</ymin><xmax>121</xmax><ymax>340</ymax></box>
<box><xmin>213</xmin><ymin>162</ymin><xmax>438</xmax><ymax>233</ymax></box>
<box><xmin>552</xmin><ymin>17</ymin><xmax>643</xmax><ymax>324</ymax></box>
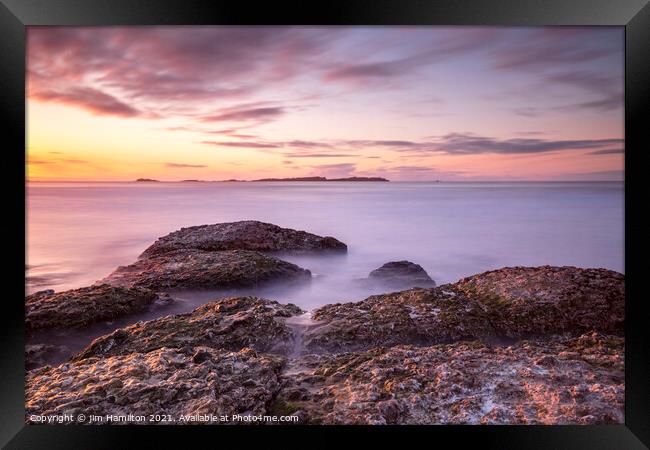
<box><xmin>325</xmin><ymin>29</ymin><xmax>500</xmax><ymax>83</ymax></box>
<box><xmin>589</xmin><ymin>148</ymin><xmax>624</xmax><ymax>155</ymax></box>
<box><xmin>199</xmin><ymin>107</ymin><xmax>285</xmax><ymax>123</ymax></box>
<box><xmin>283</xmin><ymin>153</ymin><xmax>358</xmax><ymax>158</ymax></box>
<box><xmin>31</xmin><ymin>87</ymin><xmax>142</xmax><ymax>118</ymax></box>
<box><xmin>423</xmin><ymin>134</ymin><xmax>623</xmax><ymax>155</ymax></box>
<box><xmin>200</xmin><ymin>141</ymin><xmax>280</xmax><ymax>148</ymax></box>
<box><xmin>164</xmin><ymin>163</ymin><xmax>208</xmax><ymax>168</ymax></box>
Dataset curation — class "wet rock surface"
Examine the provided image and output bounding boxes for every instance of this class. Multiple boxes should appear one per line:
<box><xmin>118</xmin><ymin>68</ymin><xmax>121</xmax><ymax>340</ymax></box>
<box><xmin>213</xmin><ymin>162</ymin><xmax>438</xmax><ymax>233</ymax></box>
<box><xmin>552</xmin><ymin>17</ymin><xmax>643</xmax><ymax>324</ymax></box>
<box><xmin>306</xmin><ymin>266</ymin><xmax>624</xmax><ymax>353</ymax></box>
<box><xmin>140</xmin><ymin>220</ymin><xmax>347</xmax><ymax>258</ymax></box>
<box><xmin>74</xmin><ymin>297</ymin><xmax>304</xmax><ymax>360</ymax></box>
<box><xmin>276</xmin><ymin>332</ymin><xmax>624</xmax><ymax>425</ymax></box>
<box><xmin>101</xmin><ymin>249</ymin><xmax>312</xmax><ymax>291</ymax></box>
<box><xmin>454</xmin><ymin>266</ymin><xmax>625</xmax><ymax>337</ymax></box>
<box><xmin>25</xmin><ymin>264</ymin><xmax>625</xmax><ymax>425</ymax></box>
<box><xmin>304</xmin><ymin>287</ymin><xmax>494</xmax><ymax>354</ymax></box>
<box><xmin>365</xmin><ymin>260</ymin><xmax>436</xmax><ymax>289</ymax></box>
<box><xmin>27</xmin><ymin>347</ymin><xmax>284</xmax><ymax>423</ymax></box>
<box><xmin>26</xmin><ymin>284</ymin><xmax>161</xmax><ymax>331</ymax></box>
<box><xmin>25</xmin><ymin>344</ymin><xmax>72</xmax><ymax>371</ymax></box>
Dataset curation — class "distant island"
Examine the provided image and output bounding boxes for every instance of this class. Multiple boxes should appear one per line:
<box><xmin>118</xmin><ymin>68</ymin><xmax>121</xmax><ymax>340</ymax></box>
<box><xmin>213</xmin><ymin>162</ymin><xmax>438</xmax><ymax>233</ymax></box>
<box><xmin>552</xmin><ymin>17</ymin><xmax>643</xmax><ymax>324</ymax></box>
<box><xmin>252</xmin><ymin>176</ymin><xmax>389</xmax><ymax>182</ymax></box>
<box><xmin>134</xmin><ymin>176</ymin><xmax>389</xmax><ymax>183</ymax></box>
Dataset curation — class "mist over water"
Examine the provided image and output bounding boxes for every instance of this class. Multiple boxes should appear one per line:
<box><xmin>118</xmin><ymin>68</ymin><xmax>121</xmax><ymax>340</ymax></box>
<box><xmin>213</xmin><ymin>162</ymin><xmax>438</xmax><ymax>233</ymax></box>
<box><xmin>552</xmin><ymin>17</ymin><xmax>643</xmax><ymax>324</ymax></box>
<box><xmin>27</xmin><ymin>181</ymin><xmax>624</xmax><ymax>305</ymax></box>
<box><xmin>26</xmin><ymin>181</ymin><xmax>624</xmax><ymax>362</ymax></box>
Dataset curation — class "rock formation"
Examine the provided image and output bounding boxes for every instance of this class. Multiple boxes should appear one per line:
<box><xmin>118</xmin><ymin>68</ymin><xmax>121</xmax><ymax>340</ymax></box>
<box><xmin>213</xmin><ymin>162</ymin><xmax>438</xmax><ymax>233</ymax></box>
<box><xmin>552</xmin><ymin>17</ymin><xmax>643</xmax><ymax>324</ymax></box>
<box><xmin>25</xmin><ymin>284</ymin><xmax>164</xmax><ymax>331</ymax></box>
<box><xmin>74</xmin><ymin>297</ymin><xmax>303</xmax><ymax>360</ymax></box>
<box><xmin>139</xmin><ymin>220</ymin><xmax>347</xmax><ymax>258</ymax></box>
<box><xmin>364</xmin><ymin>260</ymin><xmax>436</xmax><ymax>289</ymax></box>
<box><xmin>304</xmin><ymin>286</ymin><xmax>490</xmax><ymax>354</ymax></box>
<box><xmin>25</xmin><ymin>221</ymin><xmax>333</xmax><ymax>370</ymax></box>
<box><xmin>27</xmin><ymin>347</ymin><xmax>283</xmax><ymax>423</ymax></box>
<box><xmin>25</xmin><ymin>344</ymin><xmax>72</xmax><ymax>371</ymax></box>
<box><xmin>454</xmin><ymin>266</ymin><xmax>625</xmax><ymax>337</ymax></box>
<box><xmin>306</xmin><ymin>267</ymin><xmax>623</xmax><ymax>353</ymax></box>
<box><xmin>275</xmin><ymin>332</ymin><xmax>624</xmax><ymax>424</ymax></box>
<box><xmin>24</xmin><ymin>218</ymin><xmax>625</xmax><ymax>427</ymax></box>
<box><xmin>101</xmin><ymin>249</ymin><xmax>312</xmax><ymax>291</ymax></box>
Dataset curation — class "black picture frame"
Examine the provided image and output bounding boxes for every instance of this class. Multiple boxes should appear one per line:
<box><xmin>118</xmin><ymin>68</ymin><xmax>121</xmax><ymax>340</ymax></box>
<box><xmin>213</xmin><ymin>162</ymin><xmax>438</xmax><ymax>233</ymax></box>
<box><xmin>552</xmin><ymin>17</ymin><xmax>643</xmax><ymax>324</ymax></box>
<box><xmin>1</xmin><ymin>0</ymin><xmax>648</xmax><ymax>448</ymax></box>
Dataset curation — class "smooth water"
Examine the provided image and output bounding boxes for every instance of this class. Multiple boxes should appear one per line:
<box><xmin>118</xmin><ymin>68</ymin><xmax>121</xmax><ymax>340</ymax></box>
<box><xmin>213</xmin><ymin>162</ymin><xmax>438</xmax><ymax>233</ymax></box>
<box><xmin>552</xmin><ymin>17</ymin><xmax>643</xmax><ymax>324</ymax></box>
<box><xmin>26</xmin><ymin>181</ymin><xmax>624</xmax><ymax>361</ymax></box>
<box><xmin>27</xmin><ymin>181</ymin><xmax>624</xmax><ymax>305</ymax></box>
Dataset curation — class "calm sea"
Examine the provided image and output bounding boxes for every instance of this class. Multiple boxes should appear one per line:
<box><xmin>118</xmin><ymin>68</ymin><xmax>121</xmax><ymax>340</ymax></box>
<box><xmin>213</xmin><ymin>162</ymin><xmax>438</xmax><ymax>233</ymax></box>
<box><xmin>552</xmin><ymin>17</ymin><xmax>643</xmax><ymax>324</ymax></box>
<box><xmin>27</xmin><ymin>181</ymin><xmax>624</xmax><ymax>311</ymax></box>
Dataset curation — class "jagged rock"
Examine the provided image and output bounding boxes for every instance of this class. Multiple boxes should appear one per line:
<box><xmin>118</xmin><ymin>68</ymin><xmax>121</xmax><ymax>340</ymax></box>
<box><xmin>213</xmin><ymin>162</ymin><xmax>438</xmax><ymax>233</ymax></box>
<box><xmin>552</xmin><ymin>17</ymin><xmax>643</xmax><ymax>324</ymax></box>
<box><xmin>140</xmin><ymin>220</ymin><xmax>347</xmax><ymax>258</ymax></box>
<box><xmin>304</xmin><ymin>266</ymin><xmax>624</xmax><ymax>353</ymax></box>
<box><xmin>275</xmin><ymin>332</ymin><xmax>624</xmax><ymax>424</ymax></box>
<box><xmin>26</xmin><ymin>347</ymin><xmax>284</xmax><ymax>423</ymax></box>
<box><xmin>25</xmin><ymin>284</ymin><xmax>162</xmax><ymax>331</ymax></box>
<box><xmin>454</xmin><ymin>266</ymin><xmax>625</xmax><ymax>337</ymax></box>
<box><xmin>304</xmin><ymin>286</ymin><xmax>493</xmax><ymax>354</ymax></box>
<box><xmin>101</xmin><ymin>249</ymin><xmax>312</xmax><ymax>291</ymax></box>
<box><xmin>365</xmin><ymin>260</ymin><xmax>435</xmax><ymax>289</ymax></box>
<box><xmin>73</xmin><ymin>297</ymin><xmax>304</xmax><ymax>361</ymax></box>
<box><xmin>25</xmin><ymin>265</ymin><xmax>625</xmax><ymax>426</ymax></box>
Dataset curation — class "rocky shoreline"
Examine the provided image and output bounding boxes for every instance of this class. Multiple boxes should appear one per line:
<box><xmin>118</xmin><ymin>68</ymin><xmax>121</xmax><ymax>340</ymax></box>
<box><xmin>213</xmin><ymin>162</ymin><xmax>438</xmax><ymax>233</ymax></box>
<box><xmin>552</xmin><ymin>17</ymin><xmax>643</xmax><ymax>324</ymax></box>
<box><xmin>26</xmin><ymin>284</ymin><xmax>170</xmax><ymax>331</ymax></box>
<box><xmin>25</xmin><ymin>221</ymin><xmax>625</xmax><ymax>425</ymax></box>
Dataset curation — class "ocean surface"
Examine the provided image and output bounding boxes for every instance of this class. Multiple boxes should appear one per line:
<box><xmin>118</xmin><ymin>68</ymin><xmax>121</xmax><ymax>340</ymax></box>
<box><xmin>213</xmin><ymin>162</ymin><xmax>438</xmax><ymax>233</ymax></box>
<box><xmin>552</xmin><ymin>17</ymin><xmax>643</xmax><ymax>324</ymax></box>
<box><xmin>26</xmin><ymin>181</ymin><xmax>624</xmax><ymax>359</ymax></box>
<box><xmin>27</xmin><ymin>181</ymin><xmax>624</xmax><ymax>303</ymax></box>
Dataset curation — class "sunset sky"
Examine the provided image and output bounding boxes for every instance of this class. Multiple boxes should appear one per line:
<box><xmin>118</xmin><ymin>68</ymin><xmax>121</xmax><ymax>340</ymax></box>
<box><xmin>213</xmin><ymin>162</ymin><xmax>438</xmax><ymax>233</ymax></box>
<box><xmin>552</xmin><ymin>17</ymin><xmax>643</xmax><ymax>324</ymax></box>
<box><xmin>26</xmin><ymin>26</ymin><xmax>624</xmax><ymax>181</ymax></box>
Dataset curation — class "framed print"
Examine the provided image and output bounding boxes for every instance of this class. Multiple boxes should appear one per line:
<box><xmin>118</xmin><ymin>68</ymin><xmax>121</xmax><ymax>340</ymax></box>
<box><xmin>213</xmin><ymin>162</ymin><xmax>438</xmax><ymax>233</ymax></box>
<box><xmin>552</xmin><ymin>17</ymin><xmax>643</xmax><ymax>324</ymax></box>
<box><xmin>1</xmin><ymin>0</ymin><xmax>648</xmax><ymax>448</ymax></box>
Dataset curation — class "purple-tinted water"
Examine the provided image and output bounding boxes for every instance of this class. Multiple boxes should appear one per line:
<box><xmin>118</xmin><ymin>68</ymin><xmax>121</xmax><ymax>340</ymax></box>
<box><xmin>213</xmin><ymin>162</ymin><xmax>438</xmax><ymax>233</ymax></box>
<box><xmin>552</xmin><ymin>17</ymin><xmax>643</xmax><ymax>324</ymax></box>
<box><xmin>27</xmin><ymin>181</ymin><xmax>624</xmax><ymax>306</ymax></box>
<box><xmin>26</xmin><ymin>181</ymin><xmax>624</xmax><ymax>362</ymax></box>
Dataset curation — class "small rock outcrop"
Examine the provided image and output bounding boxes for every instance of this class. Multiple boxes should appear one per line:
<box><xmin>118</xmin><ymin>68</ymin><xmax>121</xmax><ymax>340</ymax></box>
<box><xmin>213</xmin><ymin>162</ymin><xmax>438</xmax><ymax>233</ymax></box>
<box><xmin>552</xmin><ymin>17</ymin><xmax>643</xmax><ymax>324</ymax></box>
<box><xmin>73</xmin><ymin>297</ymin><xmax>304</xmax><ymax>360</ymax></box>
<box><xmin>27</xmin><ymin>347</ymin><xmax>284</xmax><ymax>423</ymax></box>
<box><xmin>139</xmin><ymin>220</ymin><xmax>347</xmax><ymax>258</ymax></box>
<box><xmin>276</xmin><ymin>332</ymin><xmax>624</xmax><ymax>425</ymax></box>
<box><xmin>25</xmin><ymin>284</ymin><xmax>162</xmax><ymax>331</ymax></box>
<box><xmin>101</xmin><ymin>249</ymin><xmax>312</xmax><ymax>291</ymax></box>
<box><xmin>366</xmin><ymin>260</ymin><xmax>435</xmax><ymax>289</ymax></box>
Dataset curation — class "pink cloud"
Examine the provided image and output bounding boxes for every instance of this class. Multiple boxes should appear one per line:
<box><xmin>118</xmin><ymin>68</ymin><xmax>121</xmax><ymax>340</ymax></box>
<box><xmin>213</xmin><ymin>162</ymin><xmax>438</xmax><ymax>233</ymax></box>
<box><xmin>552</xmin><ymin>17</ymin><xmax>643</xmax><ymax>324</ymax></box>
<box><xmin>31</xmin><ymin>87</ymin><xmax>141</xmax><ymax>117</ymax></box>
<box><xmin>199</xmin><ymin>107</ymin><xmax>285</xmax><ymax>123</ymax></box>
<box><xmin>27</xmin><ymin>27</ymin><xmax>335</xmax><ymax>120</ymax></box>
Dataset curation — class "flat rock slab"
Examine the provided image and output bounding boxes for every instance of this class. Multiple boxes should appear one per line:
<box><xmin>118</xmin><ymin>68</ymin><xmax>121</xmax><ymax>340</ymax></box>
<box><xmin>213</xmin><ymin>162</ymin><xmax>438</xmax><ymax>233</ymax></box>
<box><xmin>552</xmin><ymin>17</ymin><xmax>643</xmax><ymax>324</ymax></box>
<box><xmin>454</xmin><ymin>266</ymin><xmax>625</xmax><ymax>337</ymax></box>
<box><xmin>276</xmin><ymin>332</ymin><xmax>624</xmax><ymax>425</ymax></box>
<box><xmin>101</xmin><ymin>249</ymin><xmax>312</xmax><ymax>291</ymax></box>
<box><xmin>365</xmin><ymin>260</ymin><xmax>436</xmax><ymax>289</ymax></box>
<box><xmin>27</xmin><ymin>346</ymin><xmax>283</xmax><ymax>423</ymax></box>
<box><xmin>140</xmin><ymin>220</ymin><xmax>347</xmax><ymax>258</ymax></box>
<box><xmin>305</xmin><ymin>266</ymin><xmax>624</xmax><ymax>353</ymax></box>
<box><xmin>73</xmin><ymin>297</ymin><xmax>304</xmax><ymax>361</ymax></box>
<box><xmin>25</xmin><ymin>284</ymin><xmax>162</xmax><ymax>332</ymax></box>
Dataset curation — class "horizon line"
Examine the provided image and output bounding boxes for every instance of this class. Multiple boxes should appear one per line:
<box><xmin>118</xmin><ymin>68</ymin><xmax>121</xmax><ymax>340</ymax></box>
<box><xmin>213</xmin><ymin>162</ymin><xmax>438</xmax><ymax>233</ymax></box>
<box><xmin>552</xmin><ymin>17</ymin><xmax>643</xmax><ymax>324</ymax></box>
<box><xmin>25</xmin><ymin>179</ymin><xmax>624</xmax><ymax>183</ymax></box>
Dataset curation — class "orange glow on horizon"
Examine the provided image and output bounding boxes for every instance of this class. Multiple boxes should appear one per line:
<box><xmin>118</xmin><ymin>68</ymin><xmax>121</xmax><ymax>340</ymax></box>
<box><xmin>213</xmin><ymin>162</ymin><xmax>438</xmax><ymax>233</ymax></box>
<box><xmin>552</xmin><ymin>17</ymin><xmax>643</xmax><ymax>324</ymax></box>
<box><xmin>27</xmin><ymin>26</ymin><xmax>624</xmax><ymax>182</ymax></box>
